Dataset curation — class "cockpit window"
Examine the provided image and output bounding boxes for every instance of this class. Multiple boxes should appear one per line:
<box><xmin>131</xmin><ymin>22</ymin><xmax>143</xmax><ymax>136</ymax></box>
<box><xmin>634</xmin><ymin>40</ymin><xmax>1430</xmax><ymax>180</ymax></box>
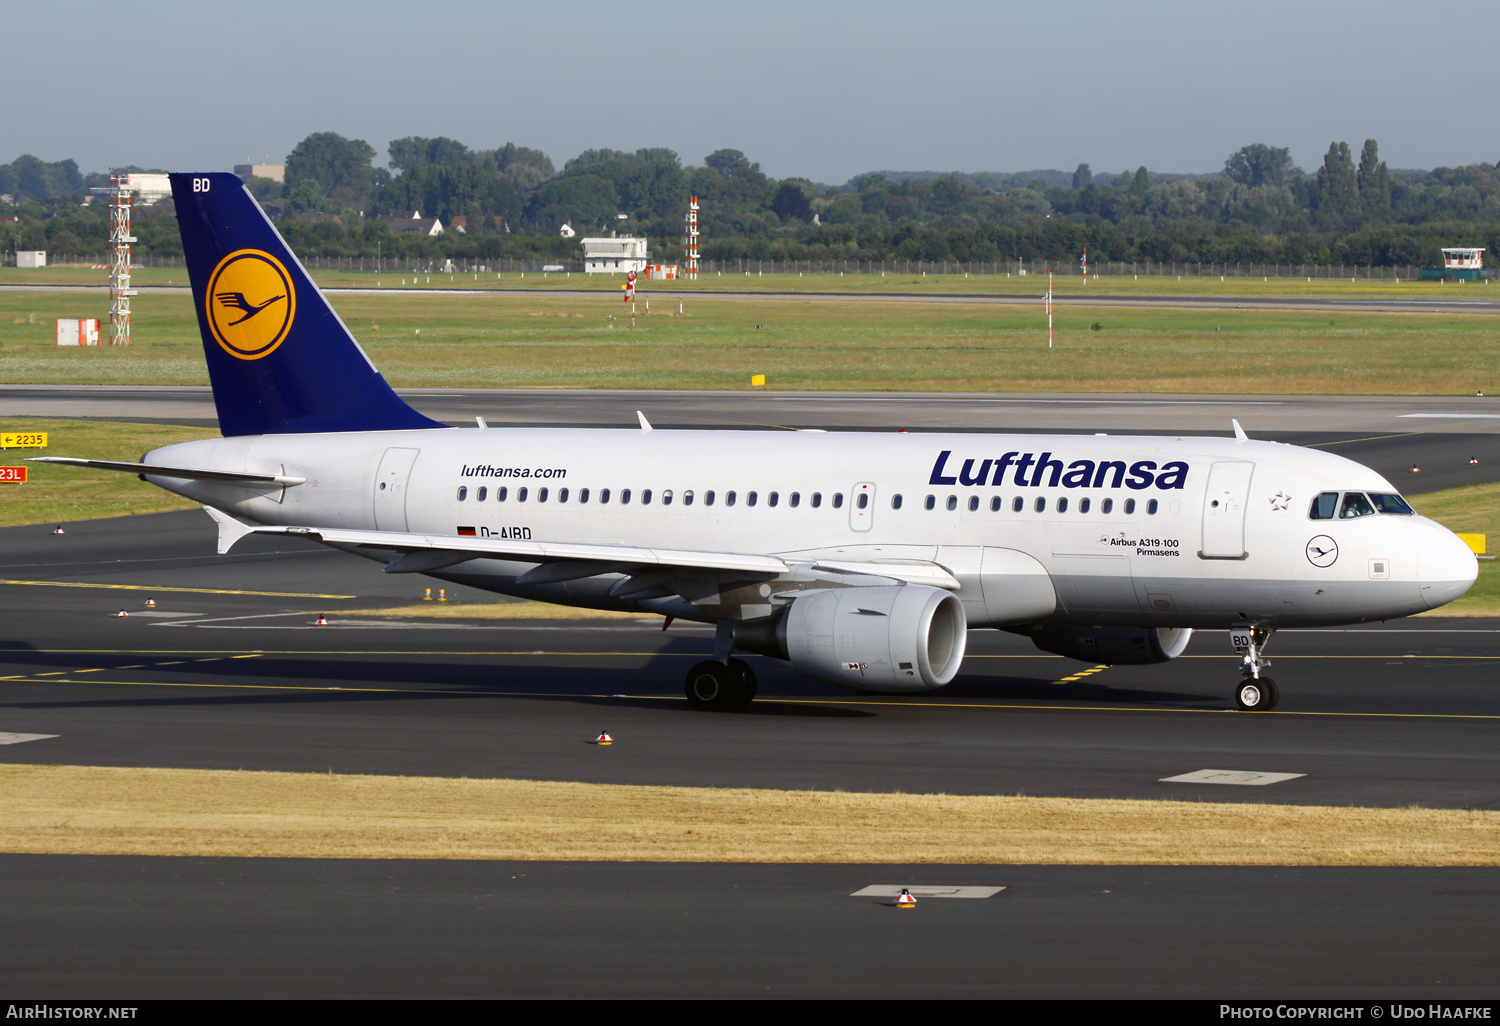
<box><xmin>1339</xmin><ymin>492</ymin><xmax>1376</xmax><ymax>519</ymax></box>
<box><xmin>1368</xmin><ymin>493</ymin><xmax>1415</xmax><ymax>515</ymax></box>
<box><xmin>1309</xmin><ymin>492</ymin><xmax>1339</xmax><ymax>520</ymax></box>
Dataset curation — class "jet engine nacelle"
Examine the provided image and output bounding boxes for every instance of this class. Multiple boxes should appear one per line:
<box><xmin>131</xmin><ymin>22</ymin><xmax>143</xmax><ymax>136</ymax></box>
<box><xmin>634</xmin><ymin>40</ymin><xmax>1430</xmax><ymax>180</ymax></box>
<box><xmin>1028</xmin><ymin>625</ymin><xmax>1193</xmax><ymax>665</ymax></box>
<box><xmin>736</xmin><ymin>585</ymin><xmax>967</xmax><ymax>692</ymax></box>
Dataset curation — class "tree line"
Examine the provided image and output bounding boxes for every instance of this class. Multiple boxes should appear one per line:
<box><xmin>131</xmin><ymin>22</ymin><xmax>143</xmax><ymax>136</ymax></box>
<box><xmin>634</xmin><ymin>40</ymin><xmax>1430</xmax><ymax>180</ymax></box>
<box><xmin>3</xmin><ymin>136</ymin><xmax>1498</xmax><ymax>268</ymax></box>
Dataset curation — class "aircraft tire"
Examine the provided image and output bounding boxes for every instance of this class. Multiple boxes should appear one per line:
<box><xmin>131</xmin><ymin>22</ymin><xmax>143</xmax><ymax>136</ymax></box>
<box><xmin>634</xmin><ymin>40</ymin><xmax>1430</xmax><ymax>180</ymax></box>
<box><xmin>1235</xmin><ymin>677</ymin><xmax>1279</xmax><ymax>711</ymax></box>
<box><xmin>685</xmin><ymin>660</ymin><xmax>753</xmax><ymax>712</ymax></box>
<box><xmin>728</xmin><ymin>658</ymin><xmax>758</xmax><ymax>702</ymax></box>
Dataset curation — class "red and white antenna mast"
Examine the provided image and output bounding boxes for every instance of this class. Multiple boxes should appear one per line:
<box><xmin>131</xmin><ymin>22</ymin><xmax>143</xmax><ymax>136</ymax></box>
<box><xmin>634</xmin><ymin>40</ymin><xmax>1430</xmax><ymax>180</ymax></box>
<box><xmin>108</xmin><ymin>170</ymin><xmax>135</xmax><ymax>345</ymax></box>
<box><xmin>684</xmin><ymin>195</ymin><xmax>699</xmax><ymax>280</ymax></box>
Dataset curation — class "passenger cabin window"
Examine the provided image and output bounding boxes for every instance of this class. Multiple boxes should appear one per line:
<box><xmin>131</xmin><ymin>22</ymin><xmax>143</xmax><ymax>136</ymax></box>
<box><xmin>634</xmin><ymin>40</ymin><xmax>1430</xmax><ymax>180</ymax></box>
<box><xmin>1057</xmin><ymin>497</ymin><xmax>1069</xmax><ymax>513</ymax></box>
<box><xmin>726</xmin><ymin>491</ymin><xmax>737</xmax><ymax>507</ymax></box>
<box><xmin>661</xmin><ymin>489</ymin><xmax>673</xmax><ymax>506</ymax></box>
<box><xmin>833</xmin><ymin>493</ymin><xmax>844</xmax><ymax>509</ymax></box>
<box><xmin>1079</xmin><ymin>497</ymin><xmax>1090</xmax><ymax>514</ymax></box>
<box><xmin>968</xmin><ymin>496</ymin><xmax>979</xmax><ymax>512</ymax></box>
<box><xmin>1340</xmin><ymin>492</ymin><xmax>1375</xmax><ymax>519</ymax></box>
<box><xmin>579</xmin><ymin>488</ymin><xmax>589</xmax><ymax>504</ymax></box>
<box><xmin>497</xmin><ymin>486</ymin><xmax>508</xmax><ymax>502</ymax></box>
<box><xmin>620</xmin><ymin>489</ymin><xmax>630</xmax><ymax>504</ymax></box>
<box><xmin>457</xmin><ymin>486</ymin><xmax>468</xmax><ymax>501</ymax></box>
<box><xmin>642</xmin><ymin>489</ymin><xmax>653</xmax><ymax>505</ymax></box>
<box><xmin>789</xmin><ymin>492</ymin><xmax>800</xmax><ymax>508</ymax></box>
<box><xmin>538</xmin><ymin>487</ymin><xmax>548</xmax><ymax>503</ymax></box>
<box><xmin>704</xmin><ymin>490</ymin><xmax>715</xmax><ymax>506</ymax></box>
<box><xmin>683</xmin><ymin>490</ymin><xmax>694</xmax><ymax>506</ymax></box>
<box><xmin>990</xmin><ymin>496</ymin><xmax>1002</xmax><ymax>512</ymax></box>
<box><xmin>1101</xmin><ymin>497</ymin><xmax>1113</xmax><ymax>514</ymax></box>
<box><xmin>476</xmin><ymin>486</ymin><xmax>487</xmax><ymax>502</ymax></box>
<box><xmin>1124</xmin><ymin>498</ymin><xmax>1136</xmax><ymax>515</ymax></box>
<box><xmin>857</xmin><ymin>493</ymin><xmax>869</xmax><ymax>509</ymax></box>
<box><xmin>1012</xmin><ymin>496</ymin><xmax>1023</xmax><ymax>513</ymax></box>
<box><xmin>812</xmin><ymin>493</ymin><xmax>823</xmax><ymax>508</ymax></box>
<box><xmin>558</xmin><ymin>488</ymin><xmax>568</xmax><ymax>503</ymax></box>
<box><xmin>1369</xmin><ymin>493</ymin><xmax>1415</xmax><ymax>515</ymax></box>
<box><xmin>768</xmin><ymin>492</ymin><xmax>779</xmax><ymax>508</ymax></box>
<box><xmin>925</xmin><ymin>495</ymin><xmax>936</xmax><ymax>511</ymax></box>
<box><xmin>600</xmin><ymin>488</ymin><xmax>610</xmax><ymax>504</ymax></box>
<box><xmin>946</xmin><ymin>495</ymin><xmax>957</xmax><ymax>511</ymax></box>
<box><xmin>890</xmin><ymin>494</ymin><xmax>902</xmax><ymax>510</ymax></box>
<box><xmin>1147</xmin><ymin>498</ymin><xmax>1158</xmax><ymax>515</ymax></box>
<box><xmin>1034</xmin><ymin>497</ymin><xmax>1046</xmax><ymax>513</ymax></box>
<box><xmin>747</xmin><ymin>492</ymin><xmax>758</xmax><ymax>507</ymax></box>
<box><xmin>1310</xmin><ymin>492</ymin><xmax>1339</xmax><ymax>520</ymax></box>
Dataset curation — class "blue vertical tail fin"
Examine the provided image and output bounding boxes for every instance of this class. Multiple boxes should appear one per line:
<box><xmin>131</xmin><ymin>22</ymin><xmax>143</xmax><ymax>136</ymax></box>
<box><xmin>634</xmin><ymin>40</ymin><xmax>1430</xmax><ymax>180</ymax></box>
<box><xmin>170</xmin><ymin>172</ymin><xmax>444</xmax><ymax>436</ymax></box>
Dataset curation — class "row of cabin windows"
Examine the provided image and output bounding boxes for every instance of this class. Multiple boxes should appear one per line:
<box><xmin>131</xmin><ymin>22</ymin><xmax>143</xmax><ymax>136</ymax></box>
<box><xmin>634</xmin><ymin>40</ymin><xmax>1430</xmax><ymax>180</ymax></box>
<box><xmin>455</xmin><ymin>486</ymin><xmax>851</xmax><ymax>509</ymax></box>
<box><xmin>454</xmin><ymin>484</ymin><xmax>1157</xmax><ymax>516</ymax></box>
<box><xmin>918</xmin><ymin>494</ymin><xmax>1157</xmax><ymax>515</ymax></box>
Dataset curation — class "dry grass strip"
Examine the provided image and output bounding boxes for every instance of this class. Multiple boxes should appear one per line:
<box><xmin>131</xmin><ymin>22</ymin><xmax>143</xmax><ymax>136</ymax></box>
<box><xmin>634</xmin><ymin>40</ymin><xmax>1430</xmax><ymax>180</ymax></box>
<box><xmin>2</xmin><ymin>765</ymin><xmax>1496</xmax><ymax>865</ymax></box>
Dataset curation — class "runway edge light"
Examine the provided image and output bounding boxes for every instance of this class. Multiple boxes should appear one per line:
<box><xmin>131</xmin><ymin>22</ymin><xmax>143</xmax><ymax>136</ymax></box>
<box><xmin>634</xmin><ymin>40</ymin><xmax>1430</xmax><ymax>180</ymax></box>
<box><xmin>115</xmin><ymin>609</ymin><xmax>128</xmax><ymax>618</ymax></box>
<box><xmin>896</xmin><ymin>889</ymin><xmax>917</xmax><ymax>909</ymax></box>
<box><xmin>315</xmin><ymin>614</ymin><xmax>329</xmax><ymax>626</ymax></box>
<box><xmin>595</xmin><ymin>731</ymin><xmax>613</xmax><ymax>745</ymax></box>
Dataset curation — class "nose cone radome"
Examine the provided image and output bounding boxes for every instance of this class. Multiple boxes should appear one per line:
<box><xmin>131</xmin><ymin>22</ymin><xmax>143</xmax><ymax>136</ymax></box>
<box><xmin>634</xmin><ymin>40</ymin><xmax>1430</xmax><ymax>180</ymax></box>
<box><xmin>1419</xmin><ymin>523</ymin><xmax>1479</xmax><ymax>610</ymax></box>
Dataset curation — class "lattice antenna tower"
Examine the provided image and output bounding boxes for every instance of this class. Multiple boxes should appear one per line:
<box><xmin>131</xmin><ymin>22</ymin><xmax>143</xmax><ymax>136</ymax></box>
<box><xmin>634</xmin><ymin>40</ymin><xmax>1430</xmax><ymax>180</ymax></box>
<box><xmin>108</xmin><ymin>170</ymin><xmax>136</xmax><ymax>345</ymax></box>
<box><xmin>684</xmin><ymin>195</ymin><xmax>699</xmax><ymax>280</ymax></box>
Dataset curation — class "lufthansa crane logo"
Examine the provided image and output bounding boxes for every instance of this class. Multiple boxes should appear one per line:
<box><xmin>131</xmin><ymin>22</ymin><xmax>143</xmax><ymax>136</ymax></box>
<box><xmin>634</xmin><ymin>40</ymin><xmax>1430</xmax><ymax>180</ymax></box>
<box><xmin>205</xmin><ymin>249</ymin><xmax>296</xmax><ymax>360</ymax></box>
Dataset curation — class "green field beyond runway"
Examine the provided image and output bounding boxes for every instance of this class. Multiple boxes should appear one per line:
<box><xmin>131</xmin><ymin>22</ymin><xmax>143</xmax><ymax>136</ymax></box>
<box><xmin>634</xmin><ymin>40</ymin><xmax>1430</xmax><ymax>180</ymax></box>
<box><xmin>0</xmin><ymin>290</ymin><xmax>1494</xmax><ymax>394</ymax></box>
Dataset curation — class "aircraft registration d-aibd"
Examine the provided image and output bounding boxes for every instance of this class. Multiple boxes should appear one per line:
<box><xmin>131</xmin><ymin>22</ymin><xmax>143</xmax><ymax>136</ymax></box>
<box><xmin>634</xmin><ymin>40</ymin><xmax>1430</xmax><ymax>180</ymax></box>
<box><xmin>39</xmin><ymin>173</ymin><xmax>1478</xmax><ymax>712</ymax></box>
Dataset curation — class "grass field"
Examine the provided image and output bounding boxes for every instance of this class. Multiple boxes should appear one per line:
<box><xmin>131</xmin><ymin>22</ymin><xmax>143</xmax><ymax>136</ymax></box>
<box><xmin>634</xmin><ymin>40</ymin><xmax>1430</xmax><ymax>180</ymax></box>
<box><xmin>1</xmin><ymin>290</ymin><xmax>1495</xmax><ymax>394</ymax></box>
<box><xmin>5</xmin><ymin>264</ymin><xmax>1494</xmax><ymax>300</ymax></box>
<box><xmin>2</xmin><ymin>763</ymin><xmax>1494</xmax><ymax>864</ymax></box>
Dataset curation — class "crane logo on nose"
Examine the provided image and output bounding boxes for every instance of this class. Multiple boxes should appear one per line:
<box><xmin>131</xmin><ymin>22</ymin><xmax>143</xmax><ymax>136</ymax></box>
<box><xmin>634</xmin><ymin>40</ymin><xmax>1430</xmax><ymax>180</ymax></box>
<box><xmin>1306</xmin><ymin>535</ymin><xmax>1339</xmax><ymax>568</ymax></box>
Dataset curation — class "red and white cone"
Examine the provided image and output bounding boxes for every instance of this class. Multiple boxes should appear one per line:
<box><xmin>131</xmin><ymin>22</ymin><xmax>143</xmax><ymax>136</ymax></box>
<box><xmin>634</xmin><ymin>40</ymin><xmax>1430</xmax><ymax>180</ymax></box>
<box><xmin>1470</xmin><ymin>457</ymin><xmax>1480</xmax><ymax>465</ymax></box>
<box><xmin>896</xmin><ymin>888</ymin><xmax>917</xmax><ymax>908</ymax></box>
<box><xmin>595</xmin><ymin>731</ymin><xmax>613</xmax><ymax>745</ymax></box>
<box><xmin>315</xmin><ymin>614</ymin><xmax>329</xmax><ymax>626</ymax></box>
<box><xmin>115</xmin><ymin>609</ymin><xmax>128</xmax><ymax>619</ymax></box>
<box><xmin>1410</xmin><ymin>465</ymin><xmax>1421</xmax><ymax>474</ymax></box>
<box><xmin>52</xmin><ymin>525</ymin><xmax>65</xmax><ymax>535</ymax></box>
<box><xmin>145</xmin><ymin>597</ymin><xmax>156</xmax><ymax>608</ymax></box>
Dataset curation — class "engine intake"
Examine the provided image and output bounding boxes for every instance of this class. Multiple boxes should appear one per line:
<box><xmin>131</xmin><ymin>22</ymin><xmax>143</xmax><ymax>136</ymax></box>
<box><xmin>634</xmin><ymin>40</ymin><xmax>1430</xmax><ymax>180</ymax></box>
<box><xmin>1028</xmin><ymin>625</ymin><xmax>1193</xmax><ymax>665</ymax></box>
<box><xmin>736</xmin><ymin>585</ymin><xmax>967</xmax><ymax>692</ymax></box>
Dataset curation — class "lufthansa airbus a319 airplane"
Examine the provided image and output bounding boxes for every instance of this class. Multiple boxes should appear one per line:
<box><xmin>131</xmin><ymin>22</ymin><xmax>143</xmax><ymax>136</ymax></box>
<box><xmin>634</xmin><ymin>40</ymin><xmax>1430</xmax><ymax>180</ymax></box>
<box><xmin>40</xmin><ymin>174</ymin><xmax>1478</xmax><ymax>712</ymax></box>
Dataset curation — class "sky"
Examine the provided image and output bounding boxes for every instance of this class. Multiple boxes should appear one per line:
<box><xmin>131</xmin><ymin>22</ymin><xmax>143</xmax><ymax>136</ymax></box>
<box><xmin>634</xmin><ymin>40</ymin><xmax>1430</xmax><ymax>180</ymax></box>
<box><xmin>7</xmin><ymin>0</ymin><xmax>1493</xmax><ymax>182</ymax></box>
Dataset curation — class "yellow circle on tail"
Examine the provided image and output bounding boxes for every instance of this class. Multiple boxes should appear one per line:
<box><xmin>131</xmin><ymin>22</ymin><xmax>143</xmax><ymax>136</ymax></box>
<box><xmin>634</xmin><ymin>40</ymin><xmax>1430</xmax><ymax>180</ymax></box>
<box><xmin>205</xmin><ymin>249</ymin><xmax>296</xmax><ymax>360</ymax></box>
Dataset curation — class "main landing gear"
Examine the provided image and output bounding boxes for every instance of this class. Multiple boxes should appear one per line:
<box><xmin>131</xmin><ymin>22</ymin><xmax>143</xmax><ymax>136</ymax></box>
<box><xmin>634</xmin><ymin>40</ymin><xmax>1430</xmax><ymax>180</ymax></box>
<box><xmin>1230</xmin><ymin>626</ymin><xmax>1279</xmax><ymax>711</ymax></box>
<box><xmin>684</xmin><ymin>621</ymin><xmax>758</xmax><ymax>712</ymax></box>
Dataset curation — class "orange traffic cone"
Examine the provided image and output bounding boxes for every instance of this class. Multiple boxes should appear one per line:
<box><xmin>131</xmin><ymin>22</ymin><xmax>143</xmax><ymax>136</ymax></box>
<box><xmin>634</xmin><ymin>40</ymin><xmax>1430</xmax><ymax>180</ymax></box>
<box><xmin>145</xmin><ymin>597</ymin><xmax>156</xmax><ymax>608</ymax></box>
<box><xmin>1410</xmin><ymin>465</ymin><xmax>1421</xmax><ymax>474</ymax></box>
<box><xmin>595</xmin><ymin>731</ymin><xmax>613</xmax><ymax>745</ymax></box>
<box><xmin>315</xmin><ymin>614</ymin><xmax>329</xmax><ymax>626</ymax></box>
<box><xmin>896</xmin><ymin>888</ymin><xmax>917</xmax><ymax>909</ymax></box>
<box><xmin>52</xmin><ymin>525</ymin><xmax>64</xmax><ymax>535</ymax></box>
<box><xmin>115</xmin><ymin>609</ymin><xmax>128</xmax><ymax>619</ymax></box>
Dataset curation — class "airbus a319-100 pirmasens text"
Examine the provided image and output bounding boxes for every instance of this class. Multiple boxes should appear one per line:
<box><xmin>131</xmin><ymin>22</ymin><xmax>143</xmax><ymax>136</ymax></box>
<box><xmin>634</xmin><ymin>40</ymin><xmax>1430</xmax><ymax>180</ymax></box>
<box><xmin>40</xmin><ymin>173</ymin><xmax>1478</xmax><ymax>712</ymax></box>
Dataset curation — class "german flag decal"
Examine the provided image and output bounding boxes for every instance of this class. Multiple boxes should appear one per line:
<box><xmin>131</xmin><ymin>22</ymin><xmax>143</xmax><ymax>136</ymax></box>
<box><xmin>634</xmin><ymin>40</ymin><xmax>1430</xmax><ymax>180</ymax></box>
<box><xmin>457</xmin><ymin>526</ymin><xmax>477</xmax><ymax>537</ymax></box>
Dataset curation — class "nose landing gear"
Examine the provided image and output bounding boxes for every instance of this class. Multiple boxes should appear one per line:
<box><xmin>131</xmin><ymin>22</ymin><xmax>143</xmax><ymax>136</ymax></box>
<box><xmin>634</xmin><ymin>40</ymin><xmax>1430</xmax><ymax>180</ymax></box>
<box><xmin>1230</xmin><ymin>626</ymin><xmax>1279</xmax><ymax>711</ymax></box>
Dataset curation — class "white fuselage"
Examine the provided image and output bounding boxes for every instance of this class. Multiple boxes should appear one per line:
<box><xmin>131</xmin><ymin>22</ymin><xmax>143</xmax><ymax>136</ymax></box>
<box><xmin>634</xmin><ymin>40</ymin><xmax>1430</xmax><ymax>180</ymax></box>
<box><xmin>144</xmin><ymin>426</ymin><xmax>1478</xmax><ymax>629</ymax></box>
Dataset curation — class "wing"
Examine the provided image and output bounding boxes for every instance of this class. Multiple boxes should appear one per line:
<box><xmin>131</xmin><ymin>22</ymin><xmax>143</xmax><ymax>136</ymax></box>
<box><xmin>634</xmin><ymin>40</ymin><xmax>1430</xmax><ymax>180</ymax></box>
<box><xmin>204</xmin><ymin>509</ymin><xmax>959</xmax><ymax>618</ymax></box>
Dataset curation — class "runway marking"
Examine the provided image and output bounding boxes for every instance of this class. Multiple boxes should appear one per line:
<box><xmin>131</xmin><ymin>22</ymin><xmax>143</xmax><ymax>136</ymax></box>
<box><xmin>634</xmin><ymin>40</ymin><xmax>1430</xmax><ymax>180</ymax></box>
<box><xmin>1052</xmin><ymin>664</ymin><xmax>1110</xmax><ymax>684</ymax></box>
<box><xmin>0</xmin><ymin>579</ymin><xmax>355</xmax><ymax>599</ymax></box>
<box><xmin>850</xmin><ymin>885</ymin><xmax>1006</xmax><ymax>899</ymax></box>
<box><xmin>5</xmin><ymin>676</ymin><xmax>1500</xmax><ymax>720</ymax></box>
<box><xmin>0</xmin><ymin>733</ymin><xmax>57</xmax><ymax>745</ymax></box>
<box><xmin>1160</xmin><ymin>769</ymin><xmax>1307</xmax><ymax>786</ymax></box>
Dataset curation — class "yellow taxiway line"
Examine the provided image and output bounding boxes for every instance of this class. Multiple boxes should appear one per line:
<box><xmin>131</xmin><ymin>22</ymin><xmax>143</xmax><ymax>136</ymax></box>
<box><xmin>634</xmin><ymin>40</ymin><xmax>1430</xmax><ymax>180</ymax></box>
<box><xmin>0</xmin><ymin>579</ymin><xmax>354</xmax><ymax>599</ymax></box>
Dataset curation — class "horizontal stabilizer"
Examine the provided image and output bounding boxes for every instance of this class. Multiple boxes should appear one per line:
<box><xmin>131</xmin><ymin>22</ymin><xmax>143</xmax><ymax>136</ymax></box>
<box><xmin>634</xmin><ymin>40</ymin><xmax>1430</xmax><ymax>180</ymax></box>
<box><xmin>33</xmin><ymin>457</ymin><xmax>304</xmax><ymax>485</ymax></box>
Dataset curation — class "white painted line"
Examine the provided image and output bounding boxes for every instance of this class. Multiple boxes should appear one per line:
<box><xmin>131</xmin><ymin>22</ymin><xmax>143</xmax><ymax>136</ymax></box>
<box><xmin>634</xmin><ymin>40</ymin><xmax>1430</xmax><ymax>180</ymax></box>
<box><xmin>1398</xmin><ymin>413</ymin><xmax>1500</xmax><ymax>419</ymax></box>
<box><xmin>0</xmin><ymin>733</ymin><xmax>59</xmax><ymax>745</ymax></box>
<box><xmin>1159</xmin><ymin>769</ymin><xmax>1306</xmax><ymax>786</ymax></box>
<box><xmin>850</xmin><ymin>885</ymin><xmax>1005</xmax><ymax>899</ymax></box>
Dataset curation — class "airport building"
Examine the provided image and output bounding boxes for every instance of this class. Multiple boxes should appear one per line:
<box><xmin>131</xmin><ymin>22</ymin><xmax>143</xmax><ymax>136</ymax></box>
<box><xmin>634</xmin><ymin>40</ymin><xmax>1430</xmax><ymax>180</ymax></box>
<box><xmin>581</xmin><ymin>236</ymin><xmax>648</xmax><ymax>274</ymax></box>
<box><xmin>234</xmin><ymin>163</ymin><xmax>286</xmax><ymax>183</ymax></box>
